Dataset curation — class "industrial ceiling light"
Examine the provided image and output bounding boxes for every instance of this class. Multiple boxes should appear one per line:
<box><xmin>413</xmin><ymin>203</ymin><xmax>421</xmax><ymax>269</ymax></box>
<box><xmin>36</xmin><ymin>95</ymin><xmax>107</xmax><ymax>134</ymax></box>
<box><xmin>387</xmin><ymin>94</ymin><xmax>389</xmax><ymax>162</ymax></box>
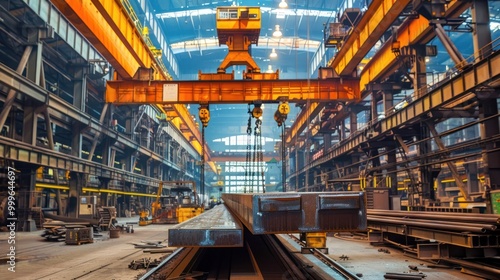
<box><xmin>270</xmin><ymin>48</ymin><xmax>277</xmax><ymax>58</ymax></box>
<box><xmin>279</xmin><ymin>0</ymin><xmax>288</xmax><ymax>8</ymax></box>
<box><xmin>266</xmin><ymin>65</ymin><xmax>274</xmax><ymax>73</ymax></box>
<box><xmin>273</xmin><ymin>25</ymin><xmax>282</xmax><ymax>37</ymax></box>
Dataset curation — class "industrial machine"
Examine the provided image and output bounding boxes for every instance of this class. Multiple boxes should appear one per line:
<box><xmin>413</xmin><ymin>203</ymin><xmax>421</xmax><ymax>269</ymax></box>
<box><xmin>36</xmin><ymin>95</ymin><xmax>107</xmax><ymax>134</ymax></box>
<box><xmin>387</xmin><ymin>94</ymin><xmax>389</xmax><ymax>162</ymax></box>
<box><xmin>138</xmin><ymin>208</ymin><xmax>151</xmax><ymax>226</ymax></box>
<box><xmin>78</xmin><ymin>196</ymin><xmax>97</xmax><ymax>219</ymax></box>
<box><xmin>150</xmin><ymin>181</ymin><xmax>204</xmax><ymax>224</ymax></box>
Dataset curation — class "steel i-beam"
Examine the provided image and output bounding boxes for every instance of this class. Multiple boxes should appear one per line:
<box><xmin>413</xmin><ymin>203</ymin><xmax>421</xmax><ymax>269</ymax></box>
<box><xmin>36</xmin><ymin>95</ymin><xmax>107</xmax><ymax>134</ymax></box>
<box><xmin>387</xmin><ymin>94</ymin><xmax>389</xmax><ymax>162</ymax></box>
<box><xmin>222</xmin><ymin>192</ymin><xmax>367</xmax><ymax>234</ymax></box>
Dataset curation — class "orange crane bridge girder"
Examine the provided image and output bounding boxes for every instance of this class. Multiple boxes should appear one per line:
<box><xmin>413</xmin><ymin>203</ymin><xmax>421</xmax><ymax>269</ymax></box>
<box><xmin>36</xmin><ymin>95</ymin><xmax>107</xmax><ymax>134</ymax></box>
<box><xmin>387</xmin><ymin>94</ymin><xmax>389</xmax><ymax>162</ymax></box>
<box><xmin>51</xmin><ymin>0</ymin><xmax>157</xmax><ymax>80</ymax></box>
<box><xmin>51</xmin><ymin>0</ymin><xmax>212</xmax><ymax>165</ymax></box>
<box><xmin>105</xmin><ymin>78</ymin><xmax>360</xmax><ymax>104</ymax></box>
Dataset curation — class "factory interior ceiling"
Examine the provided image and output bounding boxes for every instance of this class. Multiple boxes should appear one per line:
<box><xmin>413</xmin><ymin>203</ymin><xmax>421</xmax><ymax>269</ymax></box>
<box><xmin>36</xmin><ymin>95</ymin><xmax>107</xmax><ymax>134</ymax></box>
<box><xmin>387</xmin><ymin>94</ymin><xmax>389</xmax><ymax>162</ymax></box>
<box><xmin>2</xmin><ymin>0</ymin><xmax>500</xmax><ymax>195</ymax></box>
<box><xmin>134</xmin><ymin>0</ymin><xmax>500</xmax><ymax>156</ymax></box>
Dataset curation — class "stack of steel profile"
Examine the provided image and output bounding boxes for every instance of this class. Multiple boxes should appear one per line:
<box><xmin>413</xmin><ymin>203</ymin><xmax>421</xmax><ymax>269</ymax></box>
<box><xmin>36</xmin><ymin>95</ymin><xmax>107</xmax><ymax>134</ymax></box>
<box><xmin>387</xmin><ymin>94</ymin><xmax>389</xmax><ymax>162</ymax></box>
<box><xmin>222</xmin><ymin>192</ymin><xmax>367</xmax><ymax>234</ymax></box>
<box><xmin>367</xmin><ymin>209</ymin><xmax>500</xmax><ymax>234</ymax></box>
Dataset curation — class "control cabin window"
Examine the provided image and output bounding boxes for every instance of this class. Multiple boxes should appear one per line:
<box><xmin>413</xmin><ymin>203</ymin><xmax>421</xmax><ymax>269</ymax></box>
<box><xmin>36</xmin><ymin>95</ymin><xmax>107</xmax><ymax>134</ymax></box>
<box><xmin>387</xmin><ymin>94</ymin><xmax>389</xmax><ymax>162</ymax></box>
<box><xmin>218</xmin><ymin>9</ymin><xmax>238</xmax><ymax>19</ymax></box>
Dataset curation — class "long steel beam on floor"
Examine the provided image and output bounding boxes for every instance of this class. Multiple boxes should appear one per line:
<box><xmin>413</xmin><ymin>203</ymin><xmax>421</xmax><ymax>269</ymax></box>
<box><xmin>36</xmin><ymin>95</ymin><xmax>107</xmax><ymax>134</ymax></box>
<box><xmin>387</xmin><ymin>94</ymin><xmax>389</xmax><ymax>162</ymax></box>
<box><xmin>222</xmin><ymin>192</ymin><xmax>367</xmax><ymax>234</ymax></box>
<box><xmin>368</xmin><ymin>209</ymin><xmax>500</xmax><ymax>249</ymax></box>
<box><xmin>168</xmin><ymin>204</ymin><xmax>244</xmax><ymax>247</ymax></box>
<box><xmin>368</xmin><ymin>222</ymin><xmax>500</xmax><ymax>249</ymax></box>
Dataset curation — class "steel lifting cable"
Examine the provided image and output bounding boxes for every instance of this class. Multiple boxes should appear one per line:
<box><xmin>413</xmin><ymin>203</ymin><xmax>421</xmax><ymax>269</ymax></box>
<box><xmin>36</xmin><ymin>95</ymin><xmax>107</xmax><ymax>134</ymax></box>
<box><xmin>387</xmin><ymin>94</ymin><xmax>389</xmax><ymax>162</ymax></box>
<box><xmin>256</xmin><ymin>118</ymin><xmax>265</xmax><ymax>193</ymax></box>
<box><xmin>201</xmin><ymin>125</ymin><xmax>205</xmax><ymax>198</ymax></box>
<box><xmin>251</xmin><ymin>118</ymin><xmax>258</xmax><ymax>193</ymax></box>
<box><xmin>281</xmin><ymin>124</ymin><xmax>286</xmax><ymax>192</ymax></box>
<box><xmin>252</xmin><ymin>118</ymin><xmax>263</xmax><ymax>193</ymax></box>
<box><xmin>245</xmin><ymin>106</ymin><xmax>252</xmax><ymax>193</ymax></box>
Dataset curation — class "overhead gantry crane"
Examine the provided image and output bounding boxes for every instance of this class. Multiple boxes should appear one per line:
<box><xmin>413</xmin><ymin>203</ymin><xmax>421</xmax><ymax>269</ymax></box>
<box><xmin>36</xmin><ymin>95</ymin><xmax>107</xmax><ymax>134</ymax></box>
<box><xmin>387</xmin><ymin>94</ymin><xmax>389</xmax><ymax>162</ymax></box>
<box><xmin>105</xmin><ymin>6</ymin><xmax>361</xmax><ymax>107</ymax></box>
<box><xmin>104</xmin><ymin>6</ymin><xmax>360</xmax><ymax>195</ymax></box>
<box><xmin>104</xmin><ymin>8</ymin><xmax>362</xmax><ymax>249</ymax></box>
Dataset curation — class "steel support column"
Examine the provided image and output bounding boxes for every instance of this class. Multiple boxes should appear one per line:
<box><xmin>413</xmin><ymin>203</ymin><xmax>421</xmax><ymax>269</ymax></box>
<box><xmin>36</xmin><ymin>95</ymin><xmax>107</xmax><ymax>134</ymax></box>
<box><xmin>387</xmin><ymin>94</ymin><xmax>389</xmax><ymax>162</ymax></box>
<box><xmin>387</xmin><ymin>146</ymin><xmax>398</xmax><ymax>195</ymax></box>
<box><xmin>72</xmin><ymin>66</ymin><xmax>88</xmax><ymax>112</ymax></box>
<box><xmin>370</xmin><ymin>92</ymin><xmax>378</xmax><ymax>123</ymax></box>
<box><xmin>426</xmin><ymin>122</ymin><xmax>469</xmax><ymax>200</ymax></box>
<box><xmin>350</xmin><ymin>111</ymin><xmax>358</xmax><ymax>134</ymax></box>
<box><xmin>71</xmin><ymin>123</ymin><xmax>84</xmax><ymax>158</ymax></box>
<box><xmin>17</xmin><ymin>165</ymin><xmax>38</xmax><ymax>231</ymax></box>
<box><xmin>22</xmin><ymin>103</ymin><xmax>40</xmax><ymax>146</ymax></box>
<box><xmin>383</xmin><ymin>91</ymin><xmax>393</xmax><ymax>116</ymax></box>
<box><xmin>72</xmin><ymin>66</ymin><xmax>87</xmax><ymax>160</ymax></box>
<box><xmin>414</xmin><ymin>44</ymin><xmax>434</xmax><ymax>202</ymax></box>
<box><xmin>478</xmin><ymin>97</ymin><xmax>500</xmax><ymax>191</ymax></box>
<box><xmin>99</xmin><ymin>177</ymin><xmax>110</xmax><ymax>206</ymax></box>
<box><xmin>471</xmin><ymin>0</ymin><xmax>500</xmax><ymax>192</ymax></box>
<box><xmin>464</xmin><ymin>162</ymin><xmax>479</xmax><ymax>194</ymax></box>
<box><xmin>471</xmin><ymin>0</ymin><xmax>492</xmax><ymax>61</ymax></box>
<box><xmin>419</xmin><ymin>123</ymin><xmax>434</xmax><ymax>202</ymax></box>
<box><xmin>339</xmin><ymin>119</ymin><xmax>346</xmax><ymax>141</ymax></box>
<box><xmin>68</xmin><ymin>171</ymin><xmax>86</xmax><ymax>218</ymax></box>
<box><xmin>88</xmin><ymin>104</ymin><xmax>109</xmax><ymax>162</ymax></box>
<box><xmin>22</xmin><ymin>36</ymin><xmax>45</xmax><ymax>146</ymax></box>
<box><xmin>413</xmin><ymin>45</ymin><xmax>428</xmax><ymax>98</ymax></box>
<box><xmin>43</xmin><ymin>108</ymin><xmax>62</xmax><ymax>184</ymax></box>
<box><xmin>294</xmin><ymin>149</ymin><xmax>300</xmax><ymax>191</ymax></box>
<box><xmin>323</xmin><ymin>133</ymin><xmax>332</xmax><ymax>151</ymax></box>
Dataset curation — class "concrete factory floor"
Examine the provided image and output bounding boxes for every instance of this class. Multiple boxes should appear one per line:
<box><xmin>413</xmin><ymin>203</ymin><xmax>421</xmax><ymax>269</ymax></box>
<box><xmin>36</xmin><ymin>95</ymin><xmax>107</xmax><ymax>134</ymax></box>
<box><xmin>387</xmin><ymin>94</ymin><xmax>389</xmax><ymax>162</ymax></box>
<box><xmin>0</xmin><ymin>217</ymin><xmax>485</xmax><ymax>280</ymax></box>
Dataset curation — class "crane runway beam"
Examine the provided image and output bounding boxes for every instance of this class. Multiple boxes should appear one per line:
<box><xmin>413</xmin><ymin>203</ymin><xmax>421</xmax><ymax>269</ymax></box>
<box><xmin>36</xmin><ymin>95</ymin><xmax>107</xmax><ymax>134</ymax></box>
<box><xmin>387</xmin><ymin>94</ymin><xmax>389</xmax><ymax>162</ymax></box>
<box><xmin>329</xmin><ymin>0</ymin><xmax>411</xmax><ymax>76</ymax></box>
<box><xmin>222</xmin><ymin>192</ymin><xmax>367</xmax><ymax>234</ymax></box>
<box><xmin>168</xmin><ymin>204</ymin><xmax>243</xmax><ymax>247</ymax></box>
<box><xmin>359</xmin><ymin>0</ymin><xmax>471</xmax><ymax>92</ymax></box>
<box><xmin>106</xmin><ymin>78</ymin><xmax>360</xmax><ymax>104</ymax></box>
